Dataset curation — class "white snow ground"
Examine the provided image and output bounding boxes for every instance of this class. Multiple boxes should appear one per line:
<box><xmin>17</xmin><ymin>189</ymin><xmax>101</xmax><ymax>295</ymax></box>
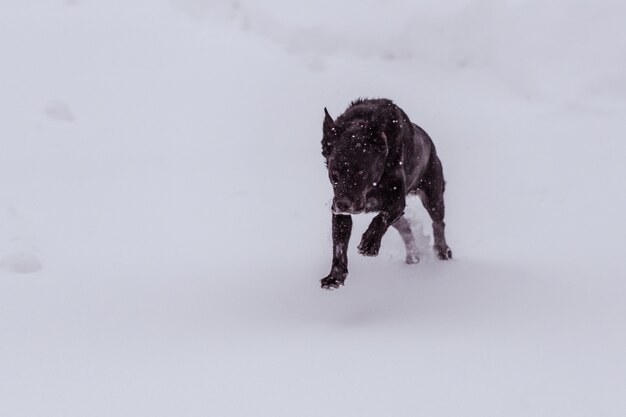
<box><xmin>1</xmin><ymin>1</ymin><xmax>626</xmax><ymax>416</ymax></box>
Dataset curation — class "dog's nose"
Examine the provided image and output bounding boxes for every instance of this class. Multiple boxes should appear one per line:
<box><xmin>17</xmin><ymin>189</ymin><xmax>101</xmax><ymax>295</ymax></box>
<box><xmin>333</xmin><ymin>197</ymin><xmax>353</xmax><ymax>213</ymax></box>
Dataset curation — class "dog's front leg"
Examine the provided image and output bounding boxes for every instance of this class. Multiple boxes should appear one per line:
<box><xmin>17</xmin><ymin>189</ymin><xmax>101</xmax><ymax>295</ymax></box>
<box><xmin>358</xmin><ymin>185</ymin><xmax>405</xmax><ymax>257</ymax></box>
<box><xmin>321</xmin><ymin>214</ymin><xmax>352</xmax><ymax>289</ymax></box>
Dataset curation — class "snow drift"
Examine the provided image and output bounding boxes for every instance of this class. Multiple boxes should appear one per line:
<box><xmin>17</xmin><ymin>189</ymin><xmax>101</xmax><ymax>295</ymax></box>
<box><xmin>1</xmin><ymin>1</ymin><xmax>625</xmax><ymax>416</ymax></box>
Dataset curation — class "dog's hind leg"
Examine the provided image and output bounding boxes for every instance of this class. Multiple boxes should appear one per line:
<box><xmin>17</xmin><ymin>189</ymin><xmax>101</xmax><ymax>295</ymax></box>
<box><xmin>418</xmin><ymin>155</ymin><xmax>453</xmax><ymax>260</ymax></box>
<box><xmin>392</xmin><ymin>215</ymin><xmax>420</xmax><ymax>264</ymax></box>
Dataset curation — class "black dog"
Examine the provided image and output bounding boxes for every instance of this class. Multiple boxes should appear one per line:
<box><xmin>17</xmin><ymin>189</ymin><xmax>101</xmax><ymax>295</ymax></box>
<box><xmin>321</xmin><ymin>98</ymin><xmax>452</xmax><ymax>289</ymax></box>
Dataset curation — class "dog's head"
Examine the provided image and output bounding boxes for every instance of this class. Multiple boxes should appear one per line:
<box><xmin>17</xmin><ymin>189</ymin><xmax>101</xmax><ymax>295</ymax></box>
<box><xmin>322</xmin><ymin>108</ymin><xmax>388</xmax><ymax>214</ymax></box>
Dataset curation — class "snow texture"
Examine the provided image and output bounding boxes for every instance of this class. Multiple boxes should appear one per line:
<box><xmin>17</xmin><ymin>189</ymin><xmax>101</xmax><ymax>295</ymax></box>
<box><xmin>1</xmin><ymin>1</ymin><xmax>626</xmax><ymax>416</ymax></box>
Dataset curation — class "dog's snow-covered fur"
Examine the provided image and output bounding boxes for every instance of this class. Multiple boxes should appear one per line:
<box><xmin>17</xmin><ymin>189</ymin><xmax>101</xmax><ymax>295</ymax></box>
<box><xmin>321</xmin><ymin>98</ymin><xmax>452</xmax><ymax>289</ymax></box>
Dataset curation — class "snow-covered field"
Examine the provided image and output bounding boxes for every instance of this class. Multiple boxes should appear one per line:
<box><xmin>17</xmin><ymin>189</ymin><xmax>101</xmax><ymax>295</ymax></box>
<box><xmin>1</xmin><ymin>1</ymin><xmax>626</xmax><ymax>415</ymax></box>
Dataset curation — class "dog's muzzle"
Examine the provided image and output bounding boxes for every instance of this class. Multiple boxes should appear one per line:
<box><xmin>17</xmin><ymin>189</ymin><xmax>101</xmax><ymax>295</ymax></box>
<box><xmin>332</xmin><ymin>196</ymin><xmax>365</xmax><ymax>214</ymax></box>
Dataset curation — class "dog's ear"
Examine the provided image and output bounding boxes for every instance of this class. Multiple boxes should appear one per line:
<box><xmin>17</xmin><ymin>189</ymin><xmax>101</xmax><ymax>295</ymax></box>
<box><xmin>323</xmin><ymin>108</ymin><xmax>336</xmax><ymax>137</ymax></box>
<box><xmin>322</xmin><ymin>108</ymin><xmax>336</xmax><ymax>158</ymax></box>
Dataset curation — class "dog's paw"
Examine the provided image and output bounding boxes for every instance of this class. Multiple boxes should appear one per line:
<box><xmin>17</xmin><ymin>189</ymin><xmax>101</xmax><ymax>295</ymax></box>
<box><xmin>406</xmin><ymin>252</ymin><xmax>421</xmax><ymax>264</ymax></box>
<box><xmin>321</xmin><ymin>269</ymin><xmax>347</xmax><ymax>290</ymax></box>
<box><xmin>436</xmin><ymin>245</ymin><xmax>453</xmax><ymax>260</ymax></box>
<box><xmin>321</xmin><ymin>275</ymin><xmax>345</xmax><ymax>290</ymax></box>
<box><xmin>357</xmin><ymin>235</ymin><xmax>381</xmax><ymax>257</ymax></box>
